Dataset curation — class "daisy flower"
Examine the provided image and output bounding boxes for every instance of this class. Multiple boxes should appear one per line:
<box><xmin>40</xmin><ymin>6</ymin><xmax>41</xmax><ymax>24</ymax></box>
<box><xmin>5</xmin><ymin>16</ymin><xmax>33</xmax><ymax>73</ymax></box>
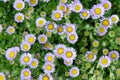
<box><xmin>42</xmin><ymin>42</ymin><xmax>53</xmax><ymax>50</ymax></box>
<box><xmin>97</xmin><ymin>26</ymin><xmax>107</xmax><ymax>36</ymax></box>
<box><xmin>20</xmin><ymin>41</ymin><xmax>31</xmax><ymax>52</ymax></box>
<box><xmin>0</xmin><ymin>72</ymin><xmax>6</xmax><ymax>80</ymax></box>
<box><xmin>64</xmin><ymin>4</ymin><xmax>72</xmax><ymax>15</ymax></box>
<box><xmin>25</xmin><ymin>34</ymin><xmax>36</xmax><ymax>45</ymax></box>
<box><xmin>20</xmin><ymin>68</ymin><xmax>31</xmax><ymax>80</ymax></box>
<box><xmin>101</xmin><ymin>0</ymin><xmax>112</xmax><ymax>11</ymax></box>
<box><xmin>5</xmin><ymin>48</ymin><xmax>17</xmax><ymax>61</ymax></box>
<box><xmin>63</xmin><ymin>47</ymin><xmax>76</xmax><ymax>60</ymax></box>
<box><xmin>90</xmin><ymin>4</ymin><xmax>105</xmax><ymax>19</ymax></box>
<box><xmin>92</xmin><ymin>40</ymin><xmax>99</xmax><ymax>48</ymax></box>
<box><xmin>14</xmin><ymin>13</ymin><xmax>24</xmax><ymax>23</ymax></box>
<box><xmin>45</xmin><ymin>21</ymin><xmax>57</xmax><ymax>32</ymax></box>
<box><xmin>102</xmin><ymin>48</ymin><xmax>109</xmax><ymax>55</ymax></box>
<box><xmin>29</xmin><ymin>58</ymin><xmax>38</xmax><ymax>68</ymax></box>
<box><xmin>71</xmin><ymin>1</ymin><xmax>83</xmax><ymax>13</ymax></box>
<box><xmin>57</xmin><ymin>3</ymin><xmax>66</xmax><ymax>12</ymax></box>
<box><xmin>110</xmin><ymin>15</ymin><xmax>119</xmax><ymax>24</ymax></box>
<box><xmin>51</xmin><ymin>10</ymin><xmax>63</xmax><ymax>21</ymax></box>
<box><xmin>36</xmin><ymin>17</ymin><xmax>46</xmax><ymax>27</ymax></box>
<box><xmin>108</xmin><ymin>50</ymin><xmax>119</xmax><ymax>60</ymax></box>
<box><xmin>20</xmin><ymin>53</ymin><xmax>32</xmax><ymax>65</ymax></box>
<box><xmin>26</xmin><ymin>0</ymin><xmax>38</xmax><ymax>6</ymax></box>
<box><xmin>115</xmin><ymin>37</ymin><xmax>120</xmax><ymax>45</ymax></box>
<box><xmin>69</xmin><ymin>67</ymin><xmax>80</xmax><ymax>77</ymax></box>
<box><xmin>42</xmin><ymin>62</ymin><xmax>55</xmax><ymax>74</ymax></box>
<box><xmin>100</xmin><ymin>18</ymin><xmax>111</xmax><ymax>29</ymax></box>
<box><xmin>53</xmin><ymin>44</ymin><xmax>66</xmax><ymax>58</ymax></box>
<box><xmin>38</xmin><ymin>34</ymin><xmax>48</xmax><ymax>44</ymax></box>
<box><xmin>0</xmin><ymin>24</ymin><xmax>2</xmax><ymax>33</ymax></box>
<box><xmin>65</xmin><ymin>24</ymin><xmax>76</xmax><ymax>34</ymax></box>
<box><xmin>59</xmin><ymin>0</ymin><xmax>68</xmax><ymax>3</ymax></box>
<box><xmin>80</xmin><ymin>9</ymin><xmax>90</xmax><ymax>19</ymax></box>
<box><xmin>44</xmin><ymin>52</ymin><xmax>55</xmax><ymax>63</ymax></box>
<box><xmin>6</xmin><ymin>26</ymin><xmax>15</xmax><ymax>35</ymax></box>
<box><xmin>99</xmin><ymin>56</ymin><xmax>111</xmax><ymax>67</ymax></box>
<box><xmin>85</xmin><ymin>51</ymin><xmax>96</xmax><ymax>62</ymax></box>
<box><xmin>13</xmin><ymin>0</ymin><xmax>25</xmax><ymax>11</ymax></box>
<box><xmin>38</xmin><ymin>74</ymin><xmax>53</xmax><ymax>80</ymax></box>
<box><xmin>64</xmin><ymin>59</ymin><xmax>73</xmax><ymax>66</ymax></box>
<box><xmin>116</xmin><ymin>68</ymin><xmax>120</xmax><ymax>76</ymax></box>
<box><xmin>67</xmin><ymin>32</ymin><xmax>78</xmax><ymax>44</ymax></box>
<box><xmin>56</xmin><ymin>25</ymin><xmax>65</xmax><ymax>35</ymax></box>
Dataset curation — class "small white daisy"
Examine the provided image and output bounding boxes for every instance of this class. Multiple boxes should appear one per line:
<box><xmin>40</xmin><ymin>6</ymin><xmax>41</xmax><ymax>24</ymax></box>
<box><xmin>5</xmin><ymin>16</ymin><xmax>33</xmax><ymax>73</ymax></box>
<box><xmin>110</xmin><ymin>15</ymin><xmax>119</xmax><ymax>24</ymax></box>
<box><xmin>5</xmin><ymin>48</ymin><xmax>17</xmax><ymax>61</ymax></box>
<box><xmin>69</xmin><ymin>67</ymin><xmax>80</xmax><ymax>77</ymax></box>
<box><xmin>101</xmin><ymin>0</ymin><xmax>112</xmax><ymax>11</ymax></box>
<box><xmin>26</xmin><ymin>0</ymin><xmax>38</xmax><ymax>6</ymax></box>
<box><xmin>100</xmin><ymin>18</ymin><xmax>112</xmax><ymax>29</ymax></box>
<box><xmin>45</xmin><ymin>21</ymin><xmax>57</xmax><ymax>32</ymax></box>
<box><xmin>64</xmin><ymin>4</ymin><xmax>72</xmax><ymax>15</ymax></box>
<box><xmin>63</xmin><ymin>47</ymin><xmax>76</xmax><ymax>60</ymax></box>
<box><xmin>64</xmin><ymin>59</ymin><xmax>73</xmax><ymax>66</ymax></box>
<box><xmin>25</xmin><ymin>34</ymin><xmax>36</xmax><ymax>45</ymax></box>
<box><xmin>71</xmin><ymin>1</ymin><xmax>83</xmax><ymax>13</ymax></box>
<box><xmin>97</xmin><ymin>26</ymin><xmax>107</xmax><ymax>36</ymax></box>
<box><xmin>29</xmin><ymin>58</ymin><xmax>38</xmax><ymax>68</ymax></box>
<box><xmin>44</xmin><ymin>52</ymin><xmax>55</xmax><ymax>63</ymax></box>
<box><xmin>0</xmin><ymin>72</ymin><xmax>6</xmax><ymax>80</ymax></box>
<box><xmin>0</xmin><ymin>24</ymin><xmax>3</xmax><ymax>33</ymax></box>
<box><xmin>38</xmin><ymin>74</ymin><xmax>53</xmax><ymax>80</ymax></box>
<box><xmin>20</xmin><ymin>53</ymin><xmax>32</xmax><ymax>65</ymax></box>
<box><xmin>99</xmin><ymin>56</ymin><xmax>111</xmax><ymax>67</ymax></box>
<box><xmin>20</xmin><ymin>68</ymin><xmax>31</xmax><ymax>80</ymax></box>
<box><xmin>14</xmin><ymin>13</ymin><xmax>24</xmax><ymax>23</ymax></box>
<box><xmin>36</xmin><ymin>17</ymin><xmax>46</xmax><ymax>27</ymax></box>
<box><xmin>65</xmin><ymin>24</ymin><xmax>76</xmax><ymax>34</ymax></box>
<box><xmin>13</xmin><ymin>0</ymin><xmax>25</xmax><ymax>11</ymax></box>
<box><xmin>20</xmin><ymin>41</ymin><xmax>31</xmax><ymax>52</ymax></box>
<box><xmin>51</xmin><ymin>10</ymin><xmax>63</xmax><ymax>21</ymax></box>
<box><xmin>6</xmin><ymin>26</ymin><xmax>15</xmax><ymax>35</ymax></box>
<box><xmin>56</xmin><ymin>25</ymin><xmax>65</xmax><ymax>35</ymax></box>
<box><xmin>67</xmin><ymin>32</ymin><xmax>78</xmax><ymax>44</ymax></box>
<box><xmin>108</xmin><ymin>50</ymin><xmax>119</xmax><ymax>60</ymax></box>
<box><xmin>90</xmin><ymin>4</ymin><xmax>105</xmax><ymax>19</ymax></box>
<box><xmin>57</xmin><ymin>3</ymin><xmax>66</xmax><ymax>12</ymax></box>
<box><xmin>38</xmin><ymin>34</ymin><xmax>48</xmax><ymax>44</ymax></box>
<box><xmin>53</xmin><ymin>44</ymin><xmax>66</xmax><ymax>58</ymax></box>
<box><xmin>42</xmin><ymin>62</ymin><xmax>55</xmax><ymax>74</ymax></box>
<box><xmin>80</xmin><ymin>9</ymin><xmax>90</xmax><ymax>19</ymax></box>
<box><xmin>85</xmin><ymin>51</ymin><xmax>96</xmax><ymax>62</ymax></box>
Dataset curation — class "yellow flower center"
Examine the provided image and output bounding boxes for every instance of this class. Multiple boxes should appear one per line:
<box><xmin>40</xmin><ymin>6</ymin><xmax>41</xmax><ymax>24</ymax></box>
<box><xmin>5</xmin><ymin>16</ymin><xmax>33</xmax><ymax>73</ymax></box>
<box><xmin>69</xmin><ymin>34</ymin><xmax>75</xmax><ymax>41</ymax></box>
<box><xmin>94</xmin><ymin>8</ymin><xmax>101</xmax><ymax>15</ymax></box>
<box><xmin>32</xmin><ymin>61</ymin><xmax>37</xmax><ymax>67</ymax></box>
<box><xmin>93</xmin><ymin>41</ymin><xmax>99</xmax><ymax>47</ymax></box>
<box><xmin>75</xmin><ymin>5</ymin><xmax>81</xmax><ymax>11</ymax></box>
<box><xmin>101</xmin><ymin>57</ymin><xmax>108</xmax><ymax>65</ymax></box>
<box><xmin>47</xmin><ymin>56</ymin><xmax>53</xmax><ymax>62</ymax></box>
<box><xmin>54</xmin><ymin>13</ymin><xmax>61</xmax><ymax>19</ymax></box>
<box><xmin>87</xmin><ymin>53</ymin><xmax>94</xmax><ymax>60</ymax></box>
<box><xmin>65</xmin><ymin>7</ymin><xmax>70</xmax><ymax>14</ymax></box>
<box><xmin>57</xmin><ymin>48</ymin><xmax>64</xmax><ymax>55</ymax></box>
<box><xmin>17</xmin><ymin>15</ymin><xmax>23</xmax><ymax>21</ymax></box>
<box><xmin>99</xmin><ymin>27</ymin><xmax>105</xmax><ymax>33</ymax></box>
<box><xmin>43</xmin><ymin>75</ymin><xmax>49</xmax><ymax>80</ymax></box>
<box><xmin>23</xmin><ymin>71</ymin><xmax>29</xmax><ymax>77</ymax></box>
<box><xmin>67</xmin><ymin>27</ymin><xmax>73</xmax><ymax>33</ymax></box>
<box><xmin>0</xmin><ymin>75</ymin><xmax>5</xmax><ymax>80</ymax></box>
<box><xmin>16</xmin><ymin>3</ymin><xmax>23</xmax><ymax>9</ymax></box>
<box><xmin>9</xmin><ymin>28</ymin><xmax>14</xmax><ymax>33</ymax></box>
<box><xmin>9</xmin><ymin>51</ymin><xmax>15</xmax><ymax>58</ymax></box>
<box><xmin>82</xmin><ymin>12</ymin><xmax>88</xmax><ymax>17</ymax></box>
<box><xmin>23</xmin><ymin>44</ymin><xmax>29</xmax><ymax>50</ymax></box>
<box><xmin>23</xmin><ymin>56</ymin><xmax>30</xmax><ymax>63</ymax></box>
<box><xmin>38</xmin><ymin>20</ymin><xmax>44</xmax><ymax>26</ymax></box>
<box><xmin>30</xmin><ymin>0</ymin><xmax>37</xmax><ymax>4</ymax></box>
<box><xmin>46</xmin><ymin>31</ymin><xmax>52</xmax><ymax>37</ymax></box>
<box><xmin>57</xmin><ymin>27</ymin><xmax>63</xmax><ymax>33</ymax></box>
<box><xmin>117</xmin><ymin>69</ymin><xmax>120</xmax><ymax>75</ymax></box>
<box><xmin>46</xmin><ymin>65</ymin><xmax>52</xmax><ymax>71</ymax></box>
<box><xmin>102</xmin><ymin>19</ymin><xmax>110</xmax><ymax>26</ymax></box>
<box><xmin>110</xmin><ymin>53</ymin><xmax>117</xmax><ymax>59</ymax></box>
<box><xmin>72</xmin><ymin>69</ymin><xmax>77</xmax><ymax>75</ymax></box>
<box><xmin>66</xmin><ymin>51</ymin><xmax>73</xmax><ymax>58</ymax></box>
<box><xmin>103</xmin><ymin>49</ymin><xmax>108</xmax><ymax>55</ymax></box>
<box><xmin>112</xmin><ymin>17</ymin><xmax>117</xmax><ymax>22</ymax></box>
<box><xmin>40</xmin><ymin>37</ymin><xmax>46</xmax><ymax>43</ymax></box>
<box><xmin>103</xmin><ymin>3</ymin><xmax>109</xmax><ymax>9</ymax></box>
<box><xmin>48</xmin><ymin>24</ymin><xmax>54</xmax><ymax>30</ymax></box>
<box><xmin>59</xmin><ymin>5</ymin><xmax>65</xmax><ymax>11</ymax></box>
<box><xmin>28</xmin><ymin>37</ymin><xmax>34</xmax><ymax>43</ymax></box>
